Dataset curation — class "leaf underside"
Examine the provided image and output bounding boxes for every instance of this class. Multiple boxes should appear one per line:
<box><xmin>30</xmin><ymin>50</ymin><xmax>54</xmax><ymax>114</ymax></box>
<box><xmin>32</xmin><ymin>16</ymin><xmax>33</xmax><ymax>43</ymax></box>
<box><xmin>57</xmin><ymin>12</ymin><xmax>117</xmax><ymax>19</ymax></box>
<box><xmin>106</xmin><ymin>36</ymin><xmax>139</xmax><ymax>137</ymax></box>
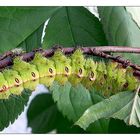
<box><xmin>76</xmin><ymin>90</ymin><xmax>140</xmax><ymax>130</ymax></box>
<box><xmin>43</xmin><ymin>6</ymin><xmax>108</xmax><ymax>48</ymax></box>
<box><xmin>50</xmin><ymin>82</ymin><xmax>110</xmax><ymax>133</ymax></box>
<box><xmin>98</xmin><ymin>6</ymin><xmax>140</xmax><ymax>64</ymax></box>
<box><xmin>0</xmin><ymin>6</ymin><xmax>60</xmax><ymax>53</ymax></box>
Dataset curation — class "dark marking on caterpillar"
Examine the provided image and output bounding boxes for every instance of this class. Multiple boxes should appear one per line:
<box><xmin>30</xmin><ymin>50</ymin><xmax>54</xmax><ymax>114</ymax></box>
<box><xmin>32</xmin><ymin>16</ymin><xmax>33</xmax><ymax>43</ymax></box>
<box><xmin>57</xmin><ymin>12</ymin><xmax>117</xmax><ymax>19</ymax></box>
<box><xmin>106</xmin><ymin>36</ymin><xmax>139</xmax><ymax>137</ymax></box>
<box><xmin>91</xmin><ymin>72</ymin><xmax>94</xmax><ymax>78</ymax></box>
<box><xmin>49</xmin><ymin>68</ymin><xmax>53</xmax><ymax>74</ymax></box>
<box><xmin>108</xmin><ymin>86</ymin><xmax>111</xmax><ymax>90</ymax></box>
<box><xmin>31</xmin><ymin>72</ymin><xmax>36</xmax><ymax>78</ymax></box>
<box><xmin>79</xmin><ymin>68</ymin><xmax>82</xmax><ymax>75</ymax></box>
<box><xmin>65</xmin><ymin>66</ymin><xmax>69</xmax><ymax>73</ymax></box>
<box><xmin>123</xmin><ymin>82</ymin><xmax>128</xmax><ymax>88</ymax></box>
<box><xmin>15</xmin><ymin>78</ymin><xmax>19</xmax><ymax>83</ymax></box>
<box><xmin>104</xmin><ymin>74</ymin><xmax>107</xmax><ymax>79</ymax></box>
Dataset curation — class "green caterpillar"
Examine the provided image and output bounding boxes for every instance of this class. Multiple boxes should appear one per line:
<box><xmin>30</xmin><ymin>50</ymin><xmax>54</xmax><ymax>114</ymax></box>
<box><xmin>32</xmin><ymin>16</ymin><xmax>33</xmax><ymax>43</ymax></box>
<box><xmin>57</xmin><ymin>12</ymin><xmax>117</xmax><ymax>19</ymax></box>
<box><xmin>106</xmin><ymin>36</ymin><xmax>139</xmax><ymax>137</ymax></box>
<box><xmin>0</xmin><ymin>49</ymin><xmax>139</xmax><ymax>99</ymax></box>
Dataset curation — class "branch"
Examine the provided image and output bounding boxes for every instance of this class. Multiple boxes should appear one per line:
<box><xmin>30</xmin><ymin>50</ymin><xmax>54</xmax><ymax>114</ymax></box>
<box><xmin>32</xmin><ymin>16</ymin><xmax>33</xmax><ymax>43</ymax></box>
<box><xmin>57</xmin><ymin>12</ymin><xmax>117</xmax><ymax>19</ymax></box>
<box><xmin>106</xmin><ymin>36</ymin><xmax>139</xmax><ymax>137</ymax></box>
<box><xmin>0</xmin><ymin>46</ymin><xmax>140</xmax><ymax>78</ymax></box>
<box><xmin>1</xmin><ymin>46</ymin><xmax>140</xmax><ymax>61</ymax></box>
<box><xmin>85</xmin><ymin>46</ymin><xmax>140</xmax><ymax>53</ymax></box>
<box><xmin>42</xmin><ymin>46</ymin><xmax>140</xmax><ymax>56</ymax></box>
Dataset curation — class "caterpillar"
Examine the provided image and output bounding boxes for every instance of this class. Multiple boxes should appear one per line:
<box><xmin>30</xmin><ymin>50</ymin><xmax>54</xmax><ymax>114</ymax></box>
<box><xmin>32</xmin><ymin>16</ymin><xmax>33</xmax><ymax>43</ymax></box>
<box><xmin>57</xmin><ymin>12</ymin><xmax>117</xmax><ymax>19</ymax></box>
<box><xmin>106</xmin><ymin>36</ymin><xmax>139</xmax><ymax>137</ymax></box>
<box><xmin>0</xmin><ymin>49</ymin><xmax>139</xmax><ymax>99</ymax></box>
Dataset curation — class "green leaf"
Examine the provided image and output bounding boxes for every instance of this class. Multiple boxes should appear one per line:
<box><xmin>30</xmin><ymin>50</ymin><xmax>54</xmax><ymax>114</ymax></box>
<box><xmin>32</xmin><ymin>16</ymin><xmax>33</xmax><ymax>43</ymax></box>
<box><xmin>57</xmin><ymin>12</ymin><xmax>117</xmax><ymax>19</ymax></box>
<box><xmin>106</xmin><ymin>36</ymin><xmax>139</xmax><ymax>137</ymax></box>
<box><xmin>18</xmin><ymin>23</ymin><xmax>44</xmax><ymax>52</ymax></box>
<box><xmin>98</xmin><ymin>6</ymin><xmax>140</xmax><ymax>63</ymax></box>
<box><xmin>0</xmin><ymin>90</ymin><xmax>30</xmax><ymax>131</ymax></box>
<box><xmin>27</xmin><ymin>93</ymin><xmax>58</xmax><ymax>133</ymax></box>
<box><xmin>50</xmin><ymin>82</ymin><xmax>93</xmax><ymax>122</ymax></box>
<box><xmin>56</xmin><ymin>114</ymin><xmax>87</xmax><ymax>134</ymax></box>
<box><xmin>50</xmin><ymin>82</ymin><xmax>110</xmax><ymax>133</ymax></box>
<box><xmin>43</xmin><ymin>6</ymin><xmax>107</xmax><ymax>48</ymax></box>
<box><xmin>76</xmin><ymin>90</ymin><xmax>140</xmax><ymax>130</ymax></box>
<box><xmin>87</xmin><ymin>89</ymin><xmax>109</xmax><ymax>133</ymax></box>
<box><xmin>0</xmin><ymin>7</ymin><xmax>60</xmax><ymax>53</ymax></box>
<box><xmin>108</xmin><ymin>118</ymin><xmax>140</xmax><ymax>134</ymax></box>
<box><xmin>27</xmin><ymin>93</ymin><xmax>87</xmax><ymax>134</ymax></box>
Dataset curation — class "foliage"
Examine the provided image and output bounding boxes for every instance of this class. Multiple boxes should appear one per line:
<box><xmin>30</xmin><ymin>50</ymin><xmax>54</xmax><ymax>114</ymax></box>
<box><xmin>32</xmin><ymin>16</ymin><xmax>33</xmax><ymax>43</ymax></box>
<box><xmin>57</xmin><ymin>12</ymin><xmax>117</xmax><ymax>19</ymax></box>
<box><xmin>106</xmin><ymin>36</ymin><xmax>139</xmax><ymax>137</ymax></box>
<box><xmin>0</xmin><ymin>90</ymin><xmax>30</xmax><ymax>131</ymax></box>
<box><xmin>98</xmin><ymin>6</ymin><xmax>140</xmax><ymax>64</ymax></box>
<box><xmin>0</xmin><ymin>6</ymin><xmax>140</xmax><ymax>133</ymax></box>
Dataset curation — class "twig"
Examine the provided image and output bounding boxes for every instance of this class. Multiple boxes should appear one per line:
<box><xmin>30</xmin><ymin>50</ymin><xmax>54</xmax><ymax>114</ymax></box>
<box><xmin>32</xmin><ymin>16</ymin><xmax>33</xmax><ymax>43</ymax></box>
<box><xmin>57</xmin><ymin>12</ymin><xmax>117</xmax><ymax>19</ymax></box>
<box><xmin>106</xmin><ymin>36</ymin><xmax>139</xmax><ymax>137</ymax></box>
<box><xmin>42</xmin><ymin>46</ymin><xmax>140</xmax><ymax>56</ymax></box>
<box><xmin>1</xmin><ymin>46</ymin><xmax>140</xmax><ymax>61</ymax></box>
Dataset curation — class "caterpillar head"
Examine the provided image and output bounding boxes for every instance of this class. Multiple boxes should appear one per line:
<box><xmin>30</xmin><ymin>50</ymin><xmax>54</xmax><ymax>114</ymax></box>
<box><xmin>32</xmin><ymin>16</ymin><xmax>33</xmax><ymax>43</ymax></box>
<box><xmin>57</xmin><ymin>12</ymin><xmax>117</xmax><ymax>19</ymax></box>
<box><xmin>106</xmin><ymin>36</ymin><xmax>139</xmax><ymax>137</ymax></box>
<box><xmin>13</xmin><ymin>57</ymin><xmax>39</xmax><ymax>82</ymax></box>
<box><xmin>3</xmin><ymin>69</ymin><xmax>23</xmax><ymax>87</ymax></box>
<box><xmin>31</xmin><ymin>53</ymin><xmax>56</xmax><ymax>77</ymax></box>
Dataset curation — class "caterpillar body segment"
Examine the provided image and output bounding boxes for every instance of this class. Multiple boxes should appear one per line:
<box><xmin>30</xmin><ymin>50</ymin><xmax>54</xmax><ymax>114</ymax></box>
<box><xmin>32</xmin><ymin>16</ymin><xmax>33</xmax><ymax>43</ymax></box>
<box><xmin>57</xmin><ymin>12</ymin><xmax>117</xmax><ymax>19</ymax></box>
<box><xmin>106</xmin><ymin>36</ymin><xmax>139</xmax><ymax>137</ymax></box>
<box><xmin>2</xmin><ymin>69</ymin><xmax>23</xmax><ymax>95</ymax></box>
<box><xmin>31</xmin><ymin>53</ymin><xmax>56</xmax><ymax>78</ymax></box>
<box><xmin>0</xmin><ymin>73</ymin><xmax>10</xmax><ymax>99</ymax></box>
<box><xmin>52</xmin><ymin>51</ymin><xmax>72</xmax><ymax>85</ymax></box>
<box><xmin>3</xmin><ymin>69</ymin><xmax>23</xmax><ymax>88</ymax></box>
<box><xmin>13</xmin><ymin>58</ymin><xmax>39</xmax><ymax>82</ymax></box>
<box><xmin>68</xmin><ymin>49</ymin><xmax>86</xmax><ymax>85</ymax></box>
<box><xmin>0</xmin><ymin>49</ymin><xmax>139</xmax><ymax>99</ymax></box>
<box><xmin>125</xmin><ymin>67</ymin><xmax>139</xmax><ymax>91</ymax></box>
<box><xmin>81</xmin><ymin>59</ymin><xmax>97</xmax><ymax>88</ymax></box>
<box><xmin>31</xmin><ymin>53</ymin><xmax>56</xmax><ymax>87</ymax></box>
